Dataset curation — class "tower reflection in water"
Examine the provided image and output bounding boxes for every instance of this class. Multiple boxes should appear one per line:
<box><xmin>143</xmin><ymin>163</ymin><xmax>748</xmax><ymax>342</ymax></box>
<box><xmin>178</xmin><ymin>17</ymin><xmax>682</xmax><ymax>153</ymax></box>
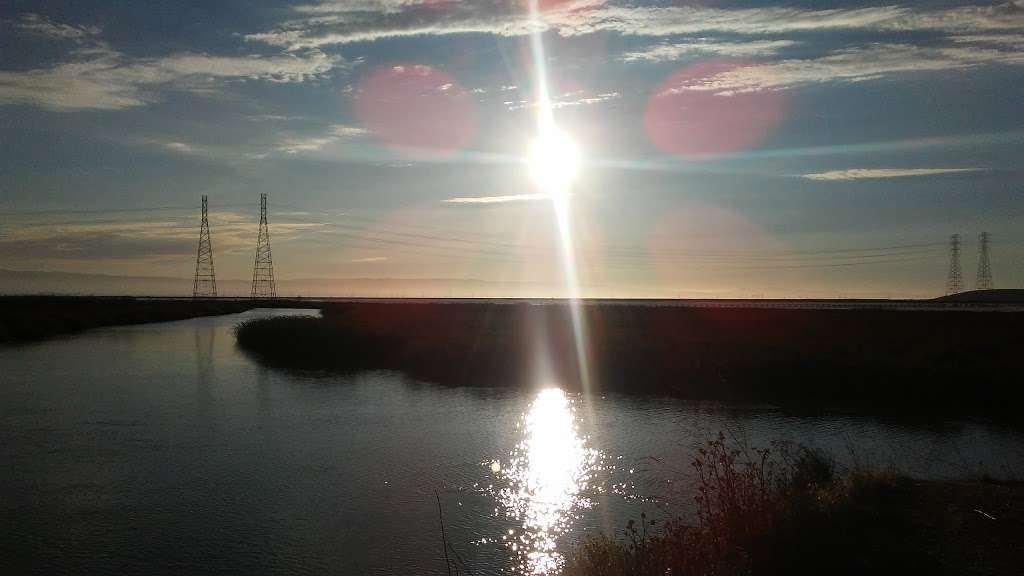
<box><xmin>498</xmin><ymin>388</ymin><xmax>598</xmax><ymax>575</ymax></box>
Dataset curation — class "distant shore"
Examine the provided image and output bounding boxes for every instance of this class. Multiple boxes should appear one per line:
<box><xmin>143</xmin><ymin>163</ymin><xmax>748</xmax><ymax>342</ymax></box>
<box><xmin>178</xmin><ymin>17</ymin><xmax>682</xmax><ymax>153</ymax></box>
<box><xmin>0</xmin><ymin>296</ymin><xmax>261</xmax><ymax>344</ymax></box>
<box><xmin>235</xmin><ymin>300</ymin><xmax>1024</xmax><ymax>419</ymax></box>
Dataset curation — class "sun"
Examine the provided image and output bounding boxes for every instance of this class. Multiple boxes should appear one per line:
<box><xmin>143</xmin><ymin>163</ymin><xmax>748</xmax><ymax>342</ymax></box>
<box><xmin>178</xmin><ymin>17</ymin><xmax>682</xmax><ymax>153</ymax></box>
<box><xmin>527</xmin><ymin>126</ymin><xmax>580</xmax><ymax>200</ymax></box>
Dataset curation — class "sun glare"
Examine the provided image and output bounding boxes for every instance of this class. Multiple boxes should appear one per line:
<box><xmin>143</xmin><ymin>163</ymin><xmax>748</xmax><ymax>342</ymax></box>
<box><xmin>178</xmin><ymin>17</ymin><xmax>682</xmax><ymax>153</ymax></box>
<box><xmin>527</xmin><ymin>127</ymin><xmax>581</xmax><ymax>200</ymax></box>
<box><xmin>498</xmin><ymin>388</ymin><xmax>597</xmax><ymax>575</ymax></box>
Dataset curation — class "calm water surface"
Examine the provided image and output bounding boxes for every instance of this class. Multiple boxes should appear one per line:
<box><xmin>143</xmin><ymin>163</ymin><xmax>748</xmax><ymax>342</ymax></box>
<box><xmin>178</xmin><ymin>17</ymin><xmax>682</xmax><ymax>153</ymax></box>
<box><xmin>2</xmin><ymin>309</ymin><xmax>1023</xmax><ymax>575</ymax></box>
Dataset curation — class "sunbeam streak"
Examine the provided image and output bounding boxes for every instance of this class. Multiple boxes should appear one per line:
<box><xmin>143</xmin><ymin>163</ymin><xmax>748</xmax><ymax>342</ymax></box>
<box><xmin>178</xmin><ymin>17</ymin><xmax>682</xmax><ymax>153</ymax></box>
<box><xmin>526</xmin><ymin>0</ymin><xmax>592</xmax><ymax>394</ymax></box>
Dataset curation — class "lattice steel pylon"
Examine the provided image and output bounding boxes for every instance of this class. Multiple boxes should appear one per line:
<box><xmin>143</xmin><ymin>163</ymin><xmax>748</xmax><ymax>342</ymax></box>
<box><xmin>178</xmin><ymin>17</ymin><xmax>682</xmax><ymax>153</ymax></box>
<box><xmin>192</xmin><ymin>195</ymin><xmax>217</xmax><ymax>297</ymax></box>
<box><xmin>976</xmin><ymin>231</ymin><xmax>993</xmax><ymax>290</ymax></box>
<box><xmin>250</xmin><ymin>193</ymin><xmax>276</xmax><ymax>298</ymax></box>
<box><xmin>946</xmin><ymin>233</ymin><xmax>962</xmax><ymax>295</ymax></box>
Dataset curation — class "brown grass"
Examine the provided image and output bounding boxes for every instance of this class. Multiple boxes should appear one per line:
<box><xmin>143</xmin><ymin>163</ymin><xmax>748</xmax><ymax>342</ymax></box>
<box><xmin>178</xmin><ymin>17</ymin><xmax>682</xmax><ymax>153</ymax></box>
<box><xmin>563</xmin><ymin>434</ymin><xmax>1023</xmax><ymax>575</ymax></box>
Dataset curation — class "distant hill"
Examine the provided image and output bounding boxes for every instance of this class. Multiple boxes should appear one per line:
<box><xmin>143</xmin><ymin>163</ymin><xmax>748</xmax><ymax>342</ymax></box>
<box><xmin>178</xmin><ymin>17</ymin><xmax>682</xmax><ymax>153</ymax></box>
<box><xmin>934</xmin><ymin>289</ymin><xmax>1024</xmax><ymax>303</ymax></box>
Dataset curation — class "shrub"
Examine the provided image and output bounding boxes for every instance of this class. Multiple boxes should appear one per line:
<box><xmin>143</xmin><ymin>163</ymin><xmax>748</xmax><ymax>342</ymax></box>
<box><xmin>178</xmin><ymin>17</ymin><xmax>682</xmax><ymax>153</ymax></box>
<box><xmin>563</xmin><ymin>435</ymin><xmax>849</xmax><ymax>576</ymax></box>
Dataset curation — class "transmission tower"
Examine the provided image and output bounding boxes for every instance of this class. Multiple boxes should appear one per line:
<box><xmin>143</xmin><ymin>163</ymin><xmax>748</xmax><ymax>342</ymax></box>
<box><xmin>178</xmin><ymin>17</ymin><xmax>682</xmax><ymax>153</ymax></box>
<box><xmin>192</xmin><ymin>195</ymin><xmax>217</xmax><ymax>297</ymax></box>
<box><xmin>976</xmin><ymin>231</ymin><xmax>993</xmax><ymax>290</ymax></box>
<box><xmin>946</xmin><ymin>233</ymin><xmax>962</xmax><ymax>295</ymax></box>
<box><xmin>251</xmin><ymin>193</ymin><xmax>276</xmax><ymax>298</ymax></box>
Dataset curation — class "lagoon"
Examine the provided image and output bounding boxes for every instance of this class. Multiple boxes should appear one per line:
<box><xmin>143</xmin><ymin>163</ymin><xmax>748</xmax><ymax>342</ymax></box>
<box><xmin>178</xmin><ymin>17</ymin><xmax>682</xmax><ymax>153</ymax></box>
<box><xmin>2</xmin><ymin>309</ymin><xmax>1022</xmax><ymax>574</ymax></box>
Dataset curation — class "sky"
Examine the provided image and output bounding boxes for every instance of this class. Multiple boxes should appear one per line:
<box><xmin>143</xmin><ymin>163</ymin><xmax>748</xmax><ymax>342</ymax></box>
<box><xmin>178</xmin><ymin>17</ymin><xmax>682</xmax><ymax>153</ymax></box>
<box><xmin>0</xmin><ymin>0</ymin><xmax>1022</xmax><ymax>298</ymax></box>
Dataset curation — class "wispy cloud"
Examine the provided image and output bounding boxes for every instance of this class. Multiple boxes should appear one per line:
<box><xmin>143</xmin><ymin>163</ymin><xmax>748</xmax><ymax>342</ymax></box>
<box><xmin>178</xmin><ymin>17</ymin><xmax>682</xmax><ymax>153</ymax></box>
<box><xmin>349</xmin><ymin>256</ymin><xmax>388</xmax><ymax>263</ymax></box>
<box><xmin>164</xmin><ymin>141</ymin><xmax>196</xmax><ymax>154</ymax></box>
<box><xmin>621</xmin><ymin>39</ymin><xmax>800</xmax><ymax>62</ymax></box>
<box><xmin>0</xmin><ymin>210</ymin><xmax>326</xmax><ymax>264</ymax></box>
<box><xmin>802</xmin><ymin>168</ymin><xmax>984</xmax><ymax>181</ymax></box>
<box><xmin>505</xmin><ymin>90</ymin><xmax>620</xmax><ymax>111</ymax></box>
<box><xmin>444</xmin><ymin>193</ymin><xmax>547</xmax><ymax>204</ymax></box>
<box><xmin>665</xmin><ymin>43</ymin><xmax>1024</xmax><ymax>95</ymax></box>
<box><xmin>555</xmin><ymin>3</ymin><xmax>1024</xmax><ymax>38</ymax></box>
<box><xmin>950</xmin><ymin>32</ymin><xmax>1024</xmax><ymax>48</ymax></box>
<box><xmin>247</xmin><ymin>114</ymin><xmax>305</xmax><ymax>122</ymax></box>
<box><xmin>0</xmin><ymin>15</ymin><xmax>343</xmax><ymax>111</ymax></box>
<box><xmin>330</xmin><ymin>124</ymin><xmax>369</xmax><ymax>137</ymax></box>
<box><xmin>246</xmin><ymin>2</ymin><xmax>1024</xmax><ymax>49</ymax></box>
<box><xmin>277</xmin><ymin>136</ymin><xmax>336</xmax><ymax>154</ymax></box>
<box><xmin>15</xmin><ymin>13</ymin><xmax>101</xmax><ymax>41</ymax></box>
<box><xmin>0</xmin><ymin>49</ymin><xmax>341</xmax><ymax>111</ymax></box>
<box><xmin>276</xmin><ymin>123</ymin><xmax>368</xmax><ymax>154</ymax></box>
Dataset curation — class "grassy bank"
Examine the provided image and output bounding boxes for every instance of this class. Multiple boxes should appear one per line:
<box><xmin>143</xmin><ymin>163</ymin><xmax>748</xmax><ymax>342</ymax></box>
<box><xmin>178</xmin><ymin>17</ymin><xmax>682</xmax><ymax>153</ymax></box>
<box><xmin>563</xmin><ymin>435</ymin><xmax>1023</xmax><ymax>576</ymax></box>
<box><xmin>0</xmin><ymin>296</ymin><xmax>257</xmax><ymax>344</ymax></box>
<box><xmin>235</xmin><ymin>301</ymin><xmax>1024</xmax><ymax>418</ymax></box>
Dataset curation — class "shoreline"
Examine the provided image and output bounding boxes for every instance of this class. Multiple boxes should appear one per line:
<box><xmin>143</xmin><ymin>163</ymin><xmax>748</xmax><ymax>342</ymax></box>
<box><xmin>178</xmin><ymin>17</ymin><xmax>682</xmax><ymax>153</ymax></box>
<box><xmin>0</xmin><ymin>296</ymin><xmax>277</xmax><ymax>344</ymax></box>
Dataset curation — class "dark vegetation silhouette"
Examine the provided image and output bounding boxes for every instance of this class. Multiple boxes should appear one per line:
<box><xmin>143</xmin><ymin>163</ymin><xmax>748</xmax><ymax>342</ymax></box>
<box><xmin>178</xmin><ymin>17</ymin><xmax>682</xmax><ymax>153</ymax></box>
<box><xmin>935</xmin><ymin>288</ymin><xmax>1024</xmax><ymax>303</ymax></box>
<box><xmin>562</xmin><ymin>434</ymin><xmax>1023</xmax><ymax>576</ymax></box>
<box><xmin>235</xmin><ymin>301</ymin><xmax>1024</xmax><ymax>419</ymax></box>
<box><xmin>0</xmin><ymin>296</ymin><xmax>254</xmax><ymax>343</ymax></box>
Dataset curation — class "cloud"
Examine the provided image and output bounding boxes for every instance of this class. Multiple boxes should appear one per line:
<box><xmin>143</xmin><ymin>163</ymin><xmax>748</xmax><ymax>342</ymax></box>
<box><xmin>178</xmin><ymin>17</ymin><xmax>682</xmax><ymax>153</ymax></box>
<box><xmin>277</xmin><ymin>136</ymin><xmax>336</xmax><ymax>154</ymax></box>
<box><xmin>15</xmin><ymin>13</ymin><xmax>101</xmax><ymax>41</ymax></box>
<box><xmin>331</xmin><ymin>124</ymin><xmax>369</xmax><ymax>137</ymax></box>
<box><xmin>153</xmin><ymin>52</ymin><xmax>339</xmax><ymax>83</ymax></box>
<box><xmin>444</xmin><ymin>193</ymin><xmax>547</xmax><ymax>204</ymax></box>
<box><xmin>621</xmin><ymin>39</ymin><xmax>800</xmax><ymax>62</ymax></box>
<box><xmin>245</xmin><ymin>2</ymin><xmax>541</xmax><ymax>49</ymax></box>
<box><xmin>555</xmin><ymin>3</ymin><xmax>1024</xmax><ymax>38</ymax></box>
<box><xmin>0</xmin><ymin>218</ymin><xmax>199</xmax><ymax>261</ymax></box>
<box><xmin>665</xmin><ymin>43</ymin><xmax>1024</xmax><ymax>95</ymax></box>
<box><xmin>246</xmin><ymin>2</ymin><xmax>1024</xmax><ymax>49</ymax></box>
<box><xmin>248</xmin><ymin>114</ymin><xmax>305</xmax><ymax>121</ymax></box>
<box><xmin>276</xmin><ymin>123</ymin><xmax>369</xmax><ymax>154</ymax></box>
<box><xmin>0</xmin><ymin>15</ymin><xmax>342</xmax><ymax>111</ymax></box>
<box><xmin>802</xmin><ymin>168</ymin><xmax>984</xmax><ymax>181</ymax></box>
<box><xmin>0</xmin><ymin>48</ymin><xmax>341</xmax><ymax>111</ymax></box>
<box><xmin>349</xmin><ymin>256</ymin><xmax>388</xmax><ymax>263</ymax></box>
<box><xmin>164</xmin><ymin>141</ymin><xmax>195</xmax><ymax>153</ymax></box>
<box><xmin>505</xmin><ymin>90</ymin><xmax>620</xmax><ymax>111</ymax></box>
<box><xmin>950</xmin><ymin>32</ymin><xmax>1024</xmax><ymax>48</ymax></box>
<box><xmin>0</xmin><ymin>210</ymin><xmax>325</xmax><ymax>264</ymax></box>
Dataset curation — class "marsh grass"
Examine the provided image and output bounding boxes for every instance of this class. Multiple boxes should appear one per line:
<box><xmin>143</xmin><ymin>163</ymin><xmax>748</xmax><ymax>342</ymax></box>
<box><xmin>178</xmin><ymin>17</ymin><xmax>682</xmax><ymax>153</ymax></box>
<box><xmin>234</xmin><ymin>301</ymin><xmax>1024</xmax><ymax>419</ymax></box>
<box><xmin>0</xmin><ymin>296</ymin><xmax>255</xmax><ymax>343</ymax></box>
<box><xmin>560</xmin><ymin>433</ymin><xmax>958</xmax><ymax>575</ymax></box>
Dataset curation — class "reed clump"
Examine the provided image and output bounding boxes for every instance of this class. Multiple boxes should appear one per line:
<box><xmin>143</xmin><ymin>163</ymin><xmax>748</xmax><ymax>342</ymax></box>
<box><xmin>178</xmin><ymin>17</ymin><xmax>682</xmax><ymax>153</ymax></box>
<box><xmin>563</xmin><ymin>433</ymin><xmax>1024</xmax><ymax>576</ymax></box>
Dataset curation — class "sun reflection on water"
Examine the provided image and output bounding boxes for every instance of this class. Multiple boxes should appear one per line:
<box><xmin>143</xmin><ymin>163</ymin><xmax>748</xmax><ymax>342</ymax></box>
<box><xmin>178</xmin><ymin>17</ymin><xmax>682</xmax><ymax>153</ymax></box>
<box><xmin>497</xmin><ymin>388</ymin><xmax>599</xmax><ymax>575</ymax></box>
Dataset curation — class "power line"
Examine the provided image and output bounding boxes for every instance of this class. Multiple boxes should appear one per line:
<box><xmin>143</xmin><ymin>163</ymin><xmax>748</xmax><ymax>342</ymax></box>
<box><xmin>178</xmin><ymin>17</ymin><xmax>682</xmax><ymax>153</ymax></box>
<box><xmin>328</xmin><ymin>212</ymin><xmax>949</xmax><ymax>259</ymax></box>
<box><xmin>313</xmin><ymin>218</ymin><xmax>944</xmax><ymax>268</ymax></box>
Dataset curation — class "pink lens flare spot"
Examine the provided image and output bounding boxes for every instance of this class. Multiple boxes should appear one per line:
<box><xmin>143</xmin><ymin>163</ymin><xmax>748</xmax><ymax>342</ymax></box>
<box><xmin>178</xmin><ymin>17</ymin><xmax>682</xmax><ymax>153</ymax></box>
<box><xmin>644</xmin><ymin>60</ymin><xmax>787</xmax><ymax>159</ymax></box>
<box><xmin>356</xmin><ymin>64</ymin><xmax>477</xmax><ymax>158</ymax></box>
<box><xmin>645</xmin><ymin>202</ymin><xmax>787</xmax><ymax>291</ymax></box>
<box><xmin>530</xmin><ymin>0</ymin><xmax>582</xmax><ymax>13</ymax></box>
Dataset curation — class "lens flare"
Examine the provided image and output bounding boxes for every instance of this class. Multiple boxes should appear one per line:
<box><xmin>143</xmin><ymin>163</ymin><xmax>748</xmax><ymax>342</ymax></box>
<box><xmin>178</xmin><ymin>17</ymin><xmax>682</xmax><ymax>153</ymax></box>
<box><xmin>645</xmin><ymin>60</ymin><xmax>787</xmax><ymax>159</ymax></box>
<box><xmin>356</xmin><ymin>64</ymin><xmax>477</xmax><ymax>158</ymax></box>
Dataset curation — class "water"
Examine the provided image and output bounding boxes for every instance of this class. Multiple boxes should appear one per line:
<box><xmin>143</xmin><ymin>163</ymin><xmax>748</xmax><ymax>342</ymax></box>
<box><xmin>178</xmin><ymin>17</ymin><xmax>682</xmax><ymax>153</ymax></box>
<box><xmin>2</xmin><ymin>309</ymin><xmax>1022</xmax><ymax>575</ymax></box>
